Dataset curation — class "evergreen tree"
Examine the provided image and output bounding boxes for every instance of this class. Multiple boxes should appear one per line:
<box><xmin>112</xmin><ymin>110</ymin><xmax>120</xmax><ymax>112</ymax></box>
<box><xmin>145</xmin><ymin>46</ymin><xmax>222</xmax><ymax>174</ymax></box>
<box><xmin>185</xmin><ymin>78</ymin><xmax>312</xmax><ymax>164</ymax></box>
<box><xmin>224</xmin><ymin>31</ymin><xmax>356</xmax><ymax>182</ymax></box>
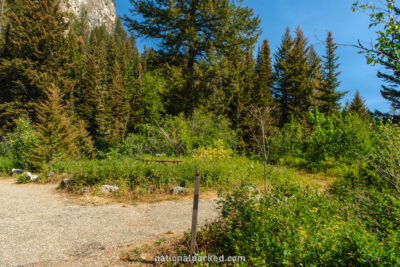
<box><xmin>73</xmin><ymin>119</ymin><xmax>95</xmax><ymax>159</ymax></box>
<box><xmin>0</xmin><ymin>0</ymin><xmax>70</xmax><ymax>130</ymax></box>
<box><xmin>273</xmin><ymin>27</ymin><xmax>294</xmax><ymax>125</ymax></box>
<box><xmin>76</xmin><ymin>51</ymin><xmax>100</xmax><ymax>137</ymax></box>
<box><xmin>318</xmin><ymin>32</ymin><xmax>346</xmax><ymax>114</ymax></box>
<box><xmin>125</xmin><ymin>0</ymin><xmax>261</xmax><ymax>114</ymax></box>
<box><xmin>254</xmin><ymin>40</ymin><xmax>274</xmax><ymax>107</ymax></box>
<box><xmin>106</xmin><ymin>61</ymin><xmax>129</xmax><ymax>146</ymax></box>
<box><xmin>308</xmin><ymin>46</ymin><xmax>323</xmax><ymax>109</ymax></box>
<box><xmin>273</xmin><ymin>27</ymin><xmax>313</xmax><ymax>124</ymax></box>
<box><xmin>348</xmin><ymin>90</ymin><xmax>369</xmax><ymax>117</ymax></box>
<box><xmin>290</xmin><ymin>27</ymin><xmax>313</xmax><ymax>120</ymax></box>
<box><xmin>29</xmin><ymin>85</ymin><xmax>77</xmax><ymax>168</ymax></box>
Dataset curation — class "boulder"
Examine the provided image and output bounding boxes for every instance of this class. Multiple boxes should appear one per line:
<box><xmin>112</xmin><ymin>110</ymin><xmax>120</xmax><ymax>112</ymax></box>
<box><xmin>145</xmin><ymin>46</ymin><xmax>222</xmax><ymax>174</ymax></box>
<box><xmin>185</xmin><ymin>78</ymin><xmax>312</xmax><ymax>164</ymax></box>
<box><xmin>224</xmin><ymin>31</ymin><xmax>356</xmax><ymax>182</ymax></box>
<box><xmin>26</xmin><ymin>172</ymin><xmax>39</xmax><ymax>181</ymax></box>
<box><xmin>100</xmin><ymin>185</ymin><xmax>119</xmax><ymax>194</ymax></box>
<box><xmin>47</xmin><ymin>172</ymin><xmax>55</xmax><ymax>178</ymax></box>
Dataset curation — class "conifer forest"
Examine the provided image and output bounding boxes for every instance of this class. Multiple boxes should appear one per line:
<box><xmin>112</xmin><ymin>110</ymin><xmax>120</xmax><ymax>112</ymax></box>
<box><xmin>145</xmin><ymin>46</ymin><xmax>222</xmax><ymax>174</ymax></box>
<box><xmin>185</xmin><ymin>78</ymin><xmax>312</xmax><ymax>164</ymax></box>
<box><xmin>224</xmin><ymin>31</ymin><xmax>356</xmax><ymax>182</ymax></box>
<box><xmin>1</xmin><ymin>0</ymin><xmax>400</xmax><ymax>266</ymax></box>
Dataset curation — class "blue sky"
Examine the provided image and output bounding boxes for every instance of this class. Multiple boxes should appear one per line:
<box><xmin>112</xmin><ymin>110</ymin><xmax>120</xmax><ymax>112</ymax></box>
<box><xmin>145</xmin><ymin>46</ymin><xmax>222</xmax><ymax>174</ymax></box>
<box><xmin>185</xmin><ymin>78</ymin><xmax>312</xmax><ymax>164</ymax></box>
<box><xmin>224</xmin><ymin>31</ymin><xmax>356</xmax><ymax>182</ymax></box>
<box><xmin>115</xmin><ymin>0</ymin><xmax>387</xmax><ymax>112</ymax></box>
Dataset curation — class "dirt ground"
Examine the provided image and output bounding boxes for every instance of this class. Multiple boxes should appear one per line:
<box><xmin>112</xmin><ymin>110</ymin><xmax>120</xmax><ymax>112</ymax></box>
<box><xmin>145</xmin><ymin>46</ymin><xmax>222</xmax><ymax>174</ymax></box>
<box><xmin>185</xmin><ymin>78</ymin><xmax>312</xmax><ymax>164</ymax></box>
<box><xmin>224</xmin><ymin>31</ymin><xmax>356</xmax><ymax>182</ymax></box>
<box><xmin>0</xmin><ymin>179</ymin><xmax>218</xmax><ymax>266</ymax></box>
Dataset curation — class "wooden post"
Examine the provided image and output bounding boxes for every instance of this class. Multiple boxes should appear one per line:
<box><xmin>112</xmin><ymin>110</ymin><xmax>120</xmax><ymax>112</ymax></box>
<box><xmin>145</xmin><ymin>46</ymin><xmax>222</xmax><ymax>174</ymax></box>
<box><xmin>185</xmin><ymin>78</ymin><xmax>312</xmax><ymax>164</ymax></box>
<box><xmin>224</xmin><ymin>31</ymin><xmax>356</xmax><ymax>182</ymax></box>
<box><xmin>190</xmin><ymin>170</ymin><xmax>201</xmax><ymax>255</ymax></box>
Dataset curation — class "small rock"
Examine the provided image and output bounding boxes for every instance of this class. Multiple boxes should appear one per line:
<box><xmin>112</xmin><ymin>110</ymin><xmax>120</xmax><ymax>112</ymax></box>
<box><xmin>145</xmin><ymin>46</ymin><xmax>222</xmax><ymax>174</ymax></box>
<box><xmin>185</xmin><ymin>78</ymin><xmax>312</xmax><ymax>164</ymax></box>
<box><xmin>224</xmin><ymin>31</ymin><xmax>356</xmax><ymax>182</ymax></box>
<box><xmin>47</xmin><ymin>172</ymin><xmax>55</xmax><ymax>178</ymax></box>
<box><xmin>77</xmin><ymin>187</ymin><xmax>90</xmax><ymax>195</ymax></box>
<box><xmin>11</xmin><ymin>168</ymin><xmax>24</xmax><ymax>175</ymax></box>
<box><xmin>61</xmin><ymin>179</ymin><xmax>72</xmax><ymax>188</ymax></box>
<box><xmin>26</xmin><ymin>172</ymin><xmax>39</xmax><ymax>181</ymax></box>
<box><xmin>100</xmin><ymin>185</ymin><xmax>119</xmax><ymax>194</ymax></box>
<box><xmin>171</xmin><ymin>186</ymin><xmax>188</xmax><ymax>195</ymax></box>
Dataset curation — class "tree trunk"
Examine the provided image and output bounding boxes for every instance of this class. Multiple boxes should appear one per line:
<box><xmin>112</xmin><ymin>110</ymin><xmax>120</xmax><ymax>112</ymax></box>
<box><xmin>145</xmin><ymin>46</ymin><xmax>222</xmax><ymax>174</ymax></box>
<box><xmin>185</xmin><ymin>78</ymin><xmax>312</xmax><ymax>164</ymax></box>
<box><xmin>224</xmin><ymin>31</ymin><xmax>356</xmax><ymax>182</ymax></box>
<box><xmin>0</xmin><ymin>0</ymin><xmax>4</xmax><ymax>35</ymax></box>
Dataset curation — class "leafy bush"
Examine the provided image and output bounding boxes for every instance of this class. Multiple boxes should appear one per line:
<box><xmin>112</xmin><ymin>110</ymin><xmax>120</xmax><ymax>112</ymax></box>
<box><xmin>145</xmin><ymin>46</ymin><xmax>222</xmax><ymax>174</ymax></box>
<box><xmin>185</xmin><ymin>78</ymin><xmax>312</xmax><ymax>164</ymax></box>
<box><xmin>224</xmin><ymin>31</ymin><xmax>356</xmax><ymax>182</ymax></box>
<box><xmin>0</xmin><ymin>156</ymin><xmax>13</xmax><ymax>175</ymax></box>
<box><xmin>119</xmin><ymin>110</ymin><xmax>237</xmax><ymax>156</ymax></box>
<box><xmin>8</xmin><ymin>118</ymin><xmax>38</xmax><ymax>169</ymax></box>
<box><xmin>270</xmin><ymin>112</ymin><xmax>373</xmax><ymax>175</ymax></box>
<box><xmin>193</xmin><ymin>139</ymin><xmax>232</xmax><ymax>160</ymax></box>
<box><xmin>196</xmin><ymin>184</ymin><xmax>400</xmax><ymax>266</ymax></box>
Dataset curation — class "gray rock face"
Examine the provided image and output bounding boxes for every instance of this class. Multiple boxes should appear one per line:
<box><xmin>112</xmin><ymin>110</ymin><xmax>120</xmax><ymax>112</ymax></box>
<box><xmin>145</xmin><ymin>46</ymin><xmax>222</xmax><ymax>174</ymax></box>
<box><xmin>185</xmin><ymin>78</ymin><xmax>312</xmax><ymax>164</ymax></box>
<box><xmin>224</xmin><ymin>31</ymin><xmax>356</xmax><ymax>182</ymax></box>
<box><xmin>60</xmin><ymin>0</ymin><xmax>116</xmax><ymax>32</ymax></box>
<box><xmin>100</xmin><ymin>185</ymin><xmax>119</xmax><ymax>194</ymax></box>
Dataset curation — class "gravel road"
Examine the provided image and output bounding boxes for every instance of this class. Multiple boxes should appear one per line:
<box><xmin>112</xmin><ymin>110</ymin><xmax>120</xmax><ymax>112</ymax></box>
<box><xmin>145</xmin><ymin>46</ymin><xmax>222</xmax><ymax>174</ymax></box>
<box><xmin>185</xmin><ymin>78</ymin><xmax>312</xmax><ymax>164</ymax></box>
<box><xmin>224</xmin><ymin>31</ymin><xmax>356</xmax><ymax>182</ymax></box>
<box><xmin>0</xmin><ymin>179</ymin><xmax>218</xmax><ymax>267</ymax></box>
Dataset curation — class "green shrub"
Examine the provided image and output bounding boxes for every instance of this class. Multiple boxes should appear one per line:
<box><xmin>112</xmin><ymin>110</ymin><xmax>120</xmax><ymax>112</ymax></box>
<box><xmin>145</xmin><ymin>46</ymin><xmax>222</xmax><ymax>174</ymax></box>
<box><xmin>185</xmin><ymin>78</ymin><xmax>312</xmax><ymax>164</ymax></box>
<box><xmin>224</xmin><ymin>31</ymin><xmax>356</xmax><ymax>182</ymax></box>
<box><xmin>8</xmin><ymin>118</ymin><xmax>38</xmax><ymax>169</ymax></box>
<box><xmin>270</xmin><ymin>112</ymin><xmax>374</xmax><ymax>177</ymax></box>
<box><xmin>196</xmin><ymin>184</ymin><xmax>400</xmax><ymax>266</ymax></box>
<box><xmin>119</xmin><ymin>110</ymin><xmax>237</xmax><ymax>156</ymax></box>
<box><xmin>0</xmin><ymin>156</ymin><xmax>13</xmax><ymax>175</ymax></box>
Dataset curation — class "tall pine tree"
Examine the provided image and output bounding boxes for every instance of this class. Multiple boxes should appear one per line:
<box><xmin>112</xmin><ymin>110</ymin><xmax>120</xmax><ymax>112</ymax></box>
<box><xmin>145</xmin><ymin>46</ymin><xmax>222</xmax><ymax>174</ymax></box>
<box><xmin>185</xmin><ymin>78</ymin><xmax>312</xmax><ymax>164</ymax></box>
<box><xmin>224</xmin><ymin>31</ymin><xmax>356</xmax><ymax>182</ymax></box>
<box><xmin>273</xmin><ymin>27</ymin><xmax>294</xmax><ymax>125</ymax></box>
<box><xmin>274</xmin><ymin>27</ymin><xmax>314</xmax><ymax>124</ymax></box>
<box><xmin>29</xmin><ymin>85</ymin><xmax>77</xmax><ymax>169</ymax></box>
<box><xmin>254</xmin><ymin>40</ymin><xmax>274</xmax><ymax>107</ymax></box>
<box><xmin>318</xmin><ymin>32</ymin><xmax>346</xmax><ymax>114</ymax></box>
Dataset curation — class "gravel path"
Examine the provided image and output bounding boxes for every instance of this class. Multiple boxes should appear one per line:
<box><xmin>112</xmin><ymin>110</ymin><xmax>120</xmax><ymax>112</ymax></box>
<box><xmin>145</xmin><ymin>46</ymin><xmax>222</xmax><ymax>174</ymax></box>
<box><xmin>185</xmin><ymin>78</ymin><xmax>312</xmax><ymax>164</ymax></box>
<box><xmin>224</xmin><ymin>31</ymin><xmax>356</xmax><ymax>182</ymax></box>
<box><xmin>0</xmin><ymin>179</ymin><xmax>218</xmax><ymax>267</ymax></box>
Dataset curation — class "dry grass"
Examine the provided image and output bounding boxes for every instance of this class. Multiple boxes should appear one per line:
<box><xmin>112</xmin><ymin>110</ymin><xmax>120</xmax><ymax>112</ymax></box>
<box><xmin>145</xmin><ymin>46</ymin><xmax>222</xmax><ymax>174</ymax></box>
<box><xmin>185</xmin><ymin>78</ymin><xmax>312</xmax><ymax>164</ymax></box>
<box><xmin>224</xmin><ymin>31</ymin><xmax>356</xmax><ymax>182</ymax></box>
<box><xmin>63</xmin><ymin>186</ymin><xmax>219</xmax><ymax>206</ymax></box>
<box><xmin>120</xmin><ymin>235</ymin><xmax>188</xmax><ymax>266</ymax></box>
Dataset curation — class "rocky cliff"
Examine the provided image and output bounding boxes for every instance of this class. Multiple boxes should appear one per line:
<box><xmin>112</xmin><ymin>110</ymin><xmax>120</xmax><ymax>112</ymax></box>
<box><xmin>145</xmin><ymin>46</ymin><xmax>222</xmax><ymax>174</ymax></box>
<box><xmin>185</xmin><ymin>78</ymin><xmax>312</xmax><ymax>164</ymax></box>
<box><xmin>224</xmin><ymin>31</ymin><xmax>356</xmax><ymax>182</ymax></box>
<box><xmin>60</xmin><ymin>0</ymin><xmax>116</xmax><ymax>32</ymax></box>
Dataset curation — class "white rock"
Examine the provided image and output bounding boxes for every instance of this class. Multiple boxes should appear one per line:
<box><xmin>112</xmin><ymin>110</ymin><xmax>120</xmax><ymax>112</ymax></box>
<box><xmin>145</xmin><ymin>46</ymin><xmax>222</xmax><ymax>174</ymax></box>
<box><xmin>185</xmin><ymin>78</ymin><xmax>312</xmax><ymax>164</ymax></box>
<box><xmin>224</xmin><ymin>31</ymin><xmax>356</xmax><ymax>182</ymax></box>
<box><xmin>47</xmin><ymin>172</ymin><xmax>55</xmax><ymax>178</ymax></box>
<box><xmin>100</xmin><ymin>185</ymin><xmax>119</xmax><ymax>194</ymax></box>
<box><xmin>171</xmin><ymin>186</ymin><xmax>187</xmax><ymax>195</ymax></box>
<box><xmin>26</xmin><ymin>172</ymin><xmax>39</xmax><ymax>181</ymax></box>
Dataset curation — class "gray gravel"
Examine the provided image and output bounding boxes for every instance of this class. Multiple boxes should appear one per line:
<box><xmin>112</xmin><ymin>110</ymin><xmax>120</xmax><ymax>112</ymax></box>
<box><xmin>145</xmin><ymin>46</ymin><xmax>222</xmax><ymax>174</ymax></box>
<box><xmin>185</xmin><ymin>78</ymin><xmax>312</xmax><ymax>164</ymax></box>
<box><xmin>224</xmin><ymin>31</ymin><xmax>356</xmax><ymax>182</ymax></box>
<box><xmin>0</xmin><ymin>179</ymin><xmax>218</xmax><ymax>267</ymax></box>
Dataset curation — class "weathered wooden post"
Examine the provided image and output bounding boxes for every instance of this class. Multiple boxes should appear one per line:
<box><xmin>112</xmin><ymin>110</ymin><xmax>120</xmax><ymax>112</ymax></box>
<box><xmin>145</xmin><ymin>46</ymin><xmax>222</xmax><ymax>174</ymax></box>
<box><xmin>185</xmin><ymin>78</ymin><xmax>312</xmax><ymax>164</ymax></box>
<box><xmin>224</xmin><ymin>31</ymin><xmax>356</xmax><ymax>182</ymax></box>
<box><xmin>190</xmin><ymin>170</ymin><xmax>201</xmax><ymax>255</ymax></box>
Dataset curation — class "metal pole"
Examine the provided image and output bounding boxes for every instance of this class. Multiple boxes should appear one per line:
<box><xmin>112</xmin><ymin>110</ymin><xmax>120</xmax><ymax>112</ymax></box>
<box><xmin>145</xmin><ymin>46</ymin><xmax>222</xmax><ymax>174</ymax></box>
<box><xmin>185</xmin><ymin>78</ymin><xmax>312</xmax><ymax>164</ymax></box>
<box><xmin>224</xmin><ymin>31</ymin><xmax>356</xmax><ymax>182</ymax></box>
<box><xmin>190</xmin><ymin>170</ymin><xmax>201</xmax><ymax>255</ymax></box>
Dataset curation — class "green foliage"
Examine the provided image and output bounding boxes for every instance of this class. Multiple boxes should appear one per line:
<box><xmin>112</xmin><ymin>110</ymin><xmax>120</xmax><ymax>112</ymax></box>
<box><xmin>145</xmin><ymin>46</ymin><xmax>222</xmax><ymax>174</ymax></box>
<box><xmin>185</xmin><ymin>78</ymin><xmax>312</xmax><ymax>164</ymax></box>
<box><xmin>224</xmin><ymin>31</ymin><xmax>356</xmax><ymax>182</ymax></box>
<box><xmin>196</xmin><ymin>184</ymin><xmax>400</xmax><ymax>266</ymax></box>
<box><xmin>352</xmin><ymin>1</ymin><xmax>400</xmax><ymax>117</ymax></box>
<box><xmin>270</xmin><ymin>111</ymin><xmax>373</xmax><ymax>174</ymax></box>
<box><xmin>0</xmin><ymin>135</ymin><xmax>8</xmax><ymax>156</ymax></box>
<box><xmin>54</xmin><ymin>156</ymin><xmax>263</xmax><ymax>192</ymax></box>
<box><xmin>0</xmin><ymin>0</ymin><xmax>71</xmax><ymax>130</ymax></box>
<box><xmin>0</xmin><ymin>156</ymin><xmax>13</xmax><ymax>175</ymax></box>
<box><xmin>28</xmin><ymin>85</ymin><xmax>77</xmax><ymax>170</ymax></box>
<box><xmin>347</xmin><ymin>90</ymin><xmax>369</xmax><ymax>118</ymax></box>
<box><xmin>365</xmin><ymin>121</ymin><xmax>400</xmax><ymax>193</ymax></box>
<box><xmin>120</xmin><ymin>110</ymin><xmax>237</xmax><ymax>156</ymax></box>
<box><xmin>125</xmin><ymin>0</ymin><xmax>261</xmax><ymax>114</ymax></box>
<box><xmin>273</xmin><ymin>27</ymin><xmax>317</xmax><ymax>125</ymax></box>
<box><xmin>130</xmin><ymin>71</ymin><xmax>165</xmax><ymax>126</ymax></box>
<box><xmin>317</xmin><ymin>32</ymin><xmax>347</xmax><ymax>114</ymax></box>
<box><xmin>8</xmin><ymin>117</ymin><xmax>37</xmax><ymax>168</ymax></box>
